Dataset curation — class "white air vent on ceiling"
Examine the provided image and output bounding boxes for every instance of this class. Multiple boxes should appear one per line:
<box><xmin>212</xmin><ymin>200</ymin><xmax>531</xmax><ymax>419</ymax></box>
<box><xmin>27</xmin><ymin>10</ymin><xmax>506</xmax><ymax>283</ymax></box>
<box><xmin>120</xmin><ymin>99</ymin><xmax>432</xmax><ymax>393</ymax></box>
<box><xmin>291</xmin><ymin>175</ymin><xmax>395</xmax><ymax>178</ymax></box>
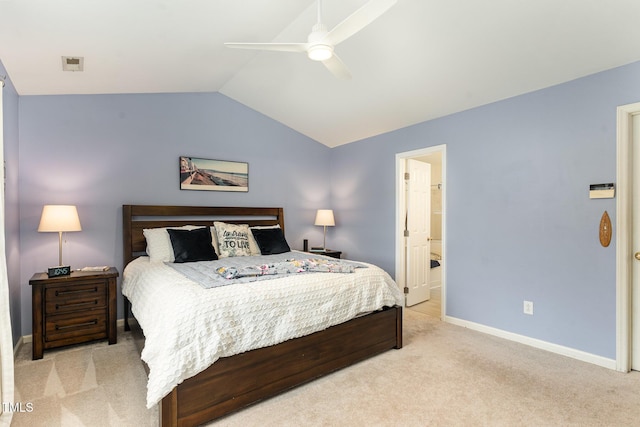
<box><xmin>61</xmin><ymin>56</ymin><xmax>84</xmax><ymax>72</ymax></box>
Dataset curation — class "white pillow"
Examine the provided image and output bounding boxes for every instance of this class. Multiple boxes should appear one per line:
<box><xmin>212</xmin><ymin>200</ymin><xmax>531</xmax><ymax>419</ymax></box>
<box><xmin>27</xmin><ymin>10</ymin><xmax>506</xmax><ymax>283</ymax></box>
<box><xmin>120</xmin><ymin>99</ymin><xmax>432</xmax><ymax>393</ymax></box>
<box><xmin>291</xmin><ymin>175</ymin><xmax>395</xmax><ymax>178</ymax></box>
<box><xmin>214</xmin><ymin>222</ymin><xmax>253</xmax><ymax>257</ymax></box>
<box><xmin>248</xmin><ymin>225</ymin><xmax>280</xmax><ymax>256</ymax></box>
<box><xmin>210</xmin><ymin>226</ymin><xmax>220</xmax><ymax>255</ymax></box>
<box><xmin>144</xmin><ymin>225</ymin><xmax>210</xmax><ymax>262</ymax></box>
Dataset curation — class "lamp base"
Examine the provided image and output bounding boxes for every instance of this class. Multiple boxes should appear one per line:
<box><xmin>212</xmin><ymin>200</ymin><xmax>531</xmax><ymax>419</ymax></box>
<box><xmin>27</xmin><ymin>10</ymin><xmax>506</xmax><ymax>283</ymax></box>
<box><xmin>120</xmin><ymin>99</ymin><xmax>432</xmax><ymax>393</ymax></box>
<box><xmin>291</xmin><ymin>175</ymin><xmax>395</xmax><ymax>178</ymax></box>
<box><xmin>48</xmin><ymin>265</ymin><xmax>71</xmax><ymax>278</ymax></box>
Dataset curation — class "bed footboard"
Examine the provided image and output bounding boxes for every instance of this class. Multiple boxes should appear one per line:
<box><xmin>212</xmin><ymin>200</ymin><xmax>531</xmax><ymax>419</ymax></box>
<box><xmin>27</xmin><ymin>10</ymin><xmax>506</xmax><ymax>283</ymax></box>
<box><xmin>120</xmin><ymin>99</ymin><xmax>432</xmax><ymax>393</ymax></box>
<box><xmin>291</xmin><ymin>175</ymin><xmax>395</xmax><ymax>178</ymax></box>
<box><xmin>161</xmin><ymin>305</ymin><xmax>402</xmax><ymax>427</ymax></box>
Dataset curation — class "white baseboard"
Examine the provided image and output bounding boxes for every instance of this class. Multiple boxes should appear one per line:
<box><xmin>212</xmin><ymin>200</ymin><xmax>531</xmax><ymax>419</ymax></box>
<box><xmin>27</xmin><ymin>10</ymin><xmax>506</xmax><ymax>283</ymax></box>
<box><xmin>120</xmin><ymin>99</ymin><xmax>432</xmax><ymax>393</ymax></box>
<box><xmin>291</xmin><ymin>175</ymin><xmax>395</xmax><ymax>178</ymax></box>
<box><xmin>444</xmin><ymin>315</ymin><xmax>617</xmax><ymax>370</ymax></box>
<box><xmin>13</xmin><ymin>335</ymin><xmax>27</xmax><ymax>358</ymax></box>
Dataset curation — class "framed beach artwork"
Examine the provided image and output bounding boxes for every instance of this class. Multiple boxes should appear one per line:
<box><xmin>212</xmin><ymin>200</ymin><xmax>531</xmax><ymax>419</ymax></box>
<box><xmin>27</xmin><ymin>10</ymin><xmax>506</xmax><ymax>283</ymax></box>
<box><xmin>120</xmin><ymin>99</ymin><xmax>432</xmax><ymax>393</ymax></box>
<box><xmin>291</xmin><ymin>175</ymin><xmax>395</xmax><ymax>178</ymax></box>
<box><xmin>180</xmin><ymin>157</ymin><xmax>249</xmax><ymax>192</ymax></box>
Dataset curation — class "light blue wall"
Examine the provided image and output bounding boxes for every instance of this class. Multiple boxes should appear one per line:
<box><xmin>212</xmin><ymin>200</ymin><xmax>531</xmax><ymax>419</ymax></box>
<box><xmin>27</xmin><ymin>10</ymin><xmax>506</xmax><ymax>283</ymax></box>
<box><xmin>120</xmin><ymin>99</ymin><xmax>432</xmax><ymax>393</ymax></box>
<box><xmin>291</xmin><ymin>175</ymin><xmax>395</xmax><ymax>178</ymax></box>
<box><xmin>1</xmin><ymin>60</ymin><xmax>21</xmax><ymax>347</ymax></box>
<box><xmin>17</xmin><ymin>92</ymin><xmax>331</xmax><ymax>336</ymax></box>
<box><xmin>11</xmin><ymin>59</ymin><xmax>640</xmax><ymax>360</ymax></box>
<box><xmin>330</xmin><ymin>61</ymin><xmax>640</xmax><ymax>359</ymax></box>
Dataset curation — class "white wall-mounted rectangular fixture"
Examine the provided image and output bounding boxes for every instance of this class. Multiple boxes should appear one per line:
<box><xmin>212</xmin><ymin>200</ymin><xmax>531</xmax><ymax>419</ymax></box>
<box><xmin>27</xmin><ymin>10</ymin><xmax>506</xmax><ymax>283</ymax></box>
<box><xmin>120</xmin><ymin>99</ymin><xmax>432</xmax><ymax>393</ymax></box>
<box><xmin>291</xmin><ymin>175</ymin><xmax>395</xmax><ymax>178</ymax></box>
<box><xmin>589</xmin><ymin>183</ymin><xmax>615</xmax><ymax>199</ymax></box>
<box><xmin>61</xmin><ymin>56</ymin><xmax>84</xmax><ymax>72</ymax></box>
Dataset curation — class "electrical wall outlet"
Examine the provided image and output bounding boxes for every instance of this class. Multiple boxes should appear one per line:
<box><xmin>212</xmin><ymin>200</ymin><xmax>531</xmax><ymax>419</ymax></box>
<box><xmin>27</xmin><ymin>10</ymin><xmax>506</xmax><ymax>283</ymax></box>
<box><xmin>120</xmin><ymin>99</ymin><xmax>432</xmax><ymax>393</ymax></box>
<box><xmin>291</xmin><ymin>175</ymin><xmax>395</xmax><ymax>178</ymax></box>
<box><xmin>523</xmin><ymin>300</ymin><xmax>534</xmax><ymax>315</ymax></box>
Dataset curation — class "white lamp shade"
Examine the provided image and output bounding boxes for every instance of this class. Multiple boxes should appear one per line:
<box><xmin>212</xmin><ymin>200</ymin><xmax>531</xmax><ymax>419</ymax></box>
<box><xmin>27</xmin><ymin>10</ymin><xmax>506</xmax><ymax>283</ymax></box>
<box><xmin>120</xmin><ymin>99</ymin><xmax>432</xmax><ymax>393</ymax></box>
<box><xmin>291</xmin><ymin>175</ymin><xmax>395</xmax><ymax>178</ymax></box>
<box><xmin>38</xmin><ymin>205</ymin><xmax>82</xmax><ymax>232</ymax></box>
<box><xmin>314</xmin><ymin>209</ymin><xmax>335</xmax><ymax>227</ymax></box>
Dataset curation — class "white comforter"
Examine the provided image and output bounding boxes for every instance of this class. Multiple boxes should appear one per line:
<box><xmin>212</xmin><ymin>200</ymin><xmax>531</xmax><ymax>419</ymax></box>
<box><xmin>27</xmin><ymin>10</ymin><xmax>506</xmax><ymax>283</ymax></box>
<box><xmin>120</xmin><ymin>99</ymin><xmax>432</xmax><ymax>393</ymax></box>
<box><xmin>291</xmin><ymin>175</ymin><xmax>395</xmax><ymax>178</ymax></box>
<box><xmin>122</xmin><ymin>252</ymin><xmax>403</xmax><ymax>408</ymax></box>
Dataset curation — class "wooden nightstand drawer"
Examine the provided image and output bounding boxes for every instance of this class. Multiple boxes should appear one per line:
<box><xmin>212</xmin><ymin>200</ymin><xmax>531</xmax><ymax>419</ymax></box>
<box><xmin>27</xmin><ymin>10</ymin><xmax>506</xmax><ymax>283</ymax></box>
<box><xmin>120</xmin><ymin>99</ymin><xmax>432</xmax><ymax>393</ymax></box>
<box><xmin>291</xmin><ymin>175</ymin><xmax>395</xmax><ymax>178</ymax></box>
<box><xmin>45</xmin><ymin>311</ymin><xmax>107</xmax><ymax>343</ymax></box>
<box><xmin>45</xmin><ymin>280</ymin><xmax>107</xmax><ymax>315</ymax></box>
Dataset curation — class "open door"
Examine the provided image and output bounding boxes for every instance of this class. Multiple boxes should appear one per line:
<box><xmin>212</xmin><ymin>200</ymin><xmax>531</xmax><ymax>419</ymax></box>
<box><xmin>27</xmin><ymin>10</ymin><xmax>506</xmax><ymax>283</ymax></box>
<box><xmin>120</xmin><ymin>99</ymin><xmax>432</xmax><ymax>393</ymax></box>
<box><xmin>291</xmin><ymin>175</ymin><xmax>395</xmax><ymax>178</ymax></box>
<box><xmin>405</xmin><ymin>159</ymin><xmax>431</xmax><ymax>306</ymax></box>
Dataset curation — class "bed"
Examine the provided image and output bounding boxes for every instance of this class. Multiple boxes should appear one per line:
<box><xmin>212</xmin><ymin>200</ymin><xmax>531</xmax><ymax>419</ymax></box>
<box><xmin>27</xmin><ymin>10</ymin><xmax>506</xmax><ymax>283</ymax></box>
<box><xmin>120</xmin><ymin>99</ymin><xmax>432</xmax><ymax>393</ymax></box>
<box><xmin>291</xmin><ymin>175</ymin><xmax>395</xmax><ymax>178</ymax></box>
<box><xmin>122</xmin><ymin>205</ymin><xmax>403</xmax><ymax>427</ymax></box>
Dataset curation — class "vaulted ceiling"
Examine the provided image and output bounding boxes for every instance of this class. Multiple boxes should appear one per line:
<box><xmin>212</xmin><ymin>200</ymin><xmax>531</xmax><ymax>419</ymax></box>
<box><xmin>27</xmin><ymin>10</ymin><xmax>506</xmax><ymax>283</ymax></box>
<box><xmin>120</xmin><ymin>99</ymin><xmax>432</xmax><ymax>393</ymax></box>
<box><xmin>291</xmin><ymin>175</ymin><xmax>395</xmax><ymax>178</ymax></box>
<box><xmin>2</xmin><ymin>0</ymin><xmax>640</xmax><ymax>147</ymax></box>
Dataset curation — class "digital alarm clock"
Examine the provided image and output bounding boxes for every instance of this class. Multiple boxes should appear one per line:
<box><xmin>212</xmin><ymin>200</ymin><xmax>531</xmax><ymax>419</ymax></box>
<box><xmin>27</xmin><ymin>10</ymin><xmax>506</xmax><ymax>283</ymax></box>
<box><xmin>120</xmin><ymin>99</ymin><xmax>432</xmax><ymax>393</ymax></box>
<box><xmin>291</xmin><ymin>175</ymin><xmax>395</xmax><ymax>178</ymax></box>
<box><xmin>48</xmin><ymin>265</ymin><xmax>71</xmax><ymax>278</ymax></box>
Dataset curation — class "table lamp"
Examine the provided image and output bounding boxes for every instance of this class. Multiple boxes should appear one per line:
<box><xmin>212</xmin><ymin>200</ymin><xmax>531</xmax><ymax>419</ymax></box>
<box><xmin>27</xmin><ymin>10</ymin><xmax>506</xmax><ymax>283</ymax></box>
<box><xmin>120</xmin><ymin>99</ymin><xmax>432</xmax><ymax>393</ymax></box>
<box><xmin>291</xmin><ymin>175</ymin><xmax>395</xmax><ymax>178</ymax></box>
<box><xmin>314</xmin><ymin>209</ymin><xmax>335</xmax><ymax>250</ymax></box>
<box><xmin>38</xmin><ymin>205</ymin><xmax>82</xmax><ymax>277</ymax></box>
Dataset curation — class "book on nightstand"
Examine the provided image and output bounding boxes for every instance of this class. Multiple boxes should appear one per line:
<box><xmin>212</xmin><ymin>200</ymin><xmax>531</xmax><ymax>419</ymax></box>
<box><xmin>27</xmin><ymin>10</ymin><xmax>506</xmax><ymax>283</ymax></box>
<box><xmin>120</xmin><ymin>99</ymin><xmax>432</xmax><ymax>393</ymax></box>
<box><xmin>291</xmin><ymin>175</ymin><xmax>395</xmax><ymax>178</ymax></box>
<box><xmin>79</xmin><ymin>266</ymin><xmax>110</xmax><ymax>272</ymax></box>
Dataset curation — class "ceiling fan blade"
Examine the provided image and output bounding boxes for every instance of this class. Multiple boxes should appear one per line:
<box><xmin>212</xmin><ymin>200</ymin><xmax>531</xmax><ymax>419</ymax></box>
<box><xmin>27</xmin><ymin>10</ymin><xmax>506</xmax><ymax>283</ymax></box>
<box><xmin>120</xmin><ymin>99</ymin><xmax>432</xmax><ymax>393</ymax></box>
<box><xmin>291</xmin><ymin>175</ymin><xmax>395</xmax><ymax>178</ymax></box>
<box><xmin>322</xmin><ymin>54</ymin><xmax>352</xmax><ymax>80</ymax></box>
<box><xmin>325</xmin><ymin>0</ymin><xmax>397</xmax><ymax>46</ymax></box>
<box><xmin>224</xmin><ymin>42</ymin><xmax>307</xmax><ymax>53</ymax></box>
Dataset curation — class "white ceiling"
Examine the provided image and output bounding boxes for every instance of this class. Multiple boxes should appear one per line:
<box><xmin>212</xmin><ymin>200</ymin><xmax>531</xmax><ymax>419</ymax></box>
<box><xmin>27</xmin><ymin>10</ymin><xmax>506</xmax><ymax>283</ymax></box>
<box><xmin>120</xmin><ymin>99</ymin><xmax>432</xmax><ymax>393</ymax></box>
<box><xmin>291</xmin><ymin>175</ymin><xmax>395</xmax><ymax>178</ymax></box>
<box><xmin>2</xmin><ymin>0</ymin><xmax>640</xmax><ymax>147</ymax></box>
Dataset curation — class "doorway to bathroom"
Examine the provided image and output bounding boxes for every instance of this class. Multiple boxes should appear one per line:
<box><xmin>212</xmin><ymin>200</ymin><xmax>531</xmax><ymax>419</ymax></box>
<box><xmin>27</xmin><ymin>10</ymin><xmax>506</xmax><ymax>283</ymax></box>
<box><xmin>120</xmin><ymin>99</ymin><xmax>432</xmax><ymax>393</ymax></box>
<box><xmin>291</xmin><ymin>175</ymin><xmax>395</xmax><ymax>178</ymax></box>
<box><xmin>395</xmin><ymin>145</ymin><xmax>446</xmax><ymax>319</ymax></box>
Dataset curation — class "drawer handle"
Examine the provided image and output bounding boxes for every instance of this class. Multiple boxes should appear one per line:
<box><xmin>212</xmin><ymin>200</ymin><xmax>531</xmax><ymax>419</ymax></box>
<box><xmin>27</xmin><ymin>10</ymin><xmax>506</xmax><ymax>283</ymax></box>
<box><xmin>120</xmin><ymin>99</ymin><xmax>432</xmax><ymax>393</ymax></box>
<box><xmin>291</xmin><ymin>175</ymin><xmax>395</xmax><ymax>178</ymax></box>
<box><xmin>55</xmin><ymin>287</ymin><xmax>98</xmax><ymax>296</ymax></box>
<box><xmin>55</xmin><ymin>320</ymin><xmax>98</xmax><ymax>330</ymax></box>
<box><xmin>55</xmin><ymin>300</ymin><xmax>98</xmax><ymax>310</ymax></box>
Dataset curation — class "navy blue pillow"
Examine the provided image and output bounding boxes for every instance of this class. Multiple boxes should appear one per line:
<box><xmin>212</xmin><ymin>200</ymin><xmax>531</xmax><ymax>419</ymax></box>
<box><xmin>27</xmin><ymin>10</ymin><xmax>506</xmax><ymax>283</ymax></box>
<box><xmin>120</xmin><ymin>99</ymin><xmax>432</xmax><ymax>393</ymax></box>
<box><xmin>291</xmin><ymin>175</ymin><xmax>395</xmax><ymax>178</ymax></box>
<box><xmin>167</xmin><ymin>227</ymin><xmax>218</xmax><ymax>263</ymax></box>
<box><xmin>251</xmin><ymin>227</ymin><xmax>291</xmax><ymax>255</ymax></box>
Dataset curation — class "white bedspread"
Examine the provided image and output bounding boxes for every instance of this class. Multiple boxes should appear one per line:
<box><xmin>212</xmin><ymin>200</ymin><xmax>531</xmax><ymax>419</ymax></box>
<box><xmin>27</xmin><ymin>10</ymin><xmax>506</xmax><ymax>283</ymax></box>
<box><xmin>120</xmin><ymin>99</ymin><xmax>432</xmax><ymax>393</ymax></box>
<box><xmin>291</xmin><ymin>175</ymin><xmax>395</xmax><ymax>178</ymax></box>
<box><xmin>122</xmin><ymin>252</ymin><xmax>403</xmax><ymax>408</ymax></box>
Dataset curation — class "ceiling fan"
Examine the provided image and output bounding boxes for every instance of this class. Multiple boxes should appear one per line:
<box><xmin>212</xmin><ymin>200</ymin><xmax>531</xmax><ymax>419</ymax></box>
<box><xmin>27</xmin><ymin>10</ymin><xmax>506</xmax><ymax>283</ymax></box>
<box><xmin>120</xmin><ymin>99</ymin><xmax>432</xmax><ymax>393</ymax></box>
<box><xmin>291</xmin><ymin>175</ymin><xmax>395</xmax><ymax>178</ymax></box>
<box><xmin>224</xmin><ymin>0</ymin><xmax>398</xmax><ymax>80</ymax></box>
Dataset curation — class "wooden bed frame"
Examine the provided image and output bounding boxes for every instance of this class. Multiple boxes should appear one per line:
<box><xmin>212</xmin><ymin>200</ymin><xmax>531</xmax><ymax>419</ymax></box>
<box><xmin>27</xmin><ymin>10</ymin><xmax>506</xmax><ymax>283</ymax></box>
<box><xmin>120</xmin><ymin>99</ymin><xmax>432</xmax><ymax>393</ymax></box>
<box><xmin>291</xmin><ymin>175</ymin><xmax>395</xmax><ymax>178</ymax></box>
<box><xmin>122</xmin><ymin>205</ymin><xmax>403</xmax><ymax>427</ymax></box>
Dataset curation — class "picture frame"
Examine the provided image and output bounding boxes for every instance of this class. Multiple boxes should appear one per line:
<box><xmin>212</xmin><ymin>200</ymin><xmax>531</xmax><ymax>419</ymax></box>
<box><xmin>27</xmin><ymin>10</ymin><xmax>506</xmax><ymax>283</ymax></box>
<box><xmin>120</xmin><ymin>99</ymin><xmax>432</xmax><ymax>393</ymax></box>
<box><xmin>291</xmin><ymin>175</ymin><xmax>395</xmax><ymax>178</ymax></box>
<box><xmin>180</xmin><ymin>156</ymin><xmax>249</xmax><ymax>192</ymax></box>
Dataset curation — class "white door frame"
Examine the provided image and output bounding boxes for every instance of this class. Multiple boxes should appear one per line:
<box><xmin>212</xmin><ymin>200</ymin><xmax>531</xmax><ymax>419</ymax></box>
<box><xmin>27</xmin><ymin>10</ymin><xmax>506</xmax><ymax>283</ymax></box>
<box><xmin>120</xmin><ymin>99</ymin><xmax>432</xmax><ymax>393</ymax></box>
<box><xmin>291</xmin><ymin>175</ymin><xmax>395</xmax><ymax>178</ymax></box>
<box><xmin>395</xmin><ymin>145</ymin><xmax>446</xmax><ymax>317</ymax></box>
<box><xmin>615</xmin><ymin>102</ymin><xmax>640</xmax><ymax>372</ymax></box>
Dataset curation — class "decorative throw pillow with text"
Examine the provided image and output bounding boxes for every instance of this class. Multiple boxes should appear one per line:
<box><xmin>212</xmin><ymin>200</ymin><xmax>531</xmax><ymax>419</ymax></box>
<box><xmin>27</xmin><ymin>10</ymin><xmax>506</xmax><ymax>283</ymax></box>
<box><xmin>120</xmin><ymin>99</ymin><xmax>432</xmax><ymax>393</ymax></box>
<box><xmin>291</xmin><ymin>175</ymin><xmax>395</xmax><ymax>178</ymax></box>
<box><xmin>213</xmin><ymin>222</ymin><xmax>252</xmax><ymax>257</ymax></box>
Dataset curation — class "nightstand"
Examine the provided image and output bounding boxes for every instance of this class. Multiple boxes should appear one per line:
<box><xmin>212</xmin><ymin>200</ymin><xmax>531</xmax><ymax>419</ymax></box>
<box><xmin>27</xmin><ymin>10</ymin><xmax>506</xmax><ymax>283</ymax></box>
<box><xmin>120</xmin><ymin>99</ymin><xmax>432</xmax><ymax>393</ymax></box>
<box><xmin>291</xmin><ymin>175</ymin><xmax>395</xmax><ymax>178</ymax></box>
<box><xmin>29</xmin><ymin>267</ymin><xmax>119</xmax><ymax>360</ymax></box>
<box><xmin>308</xmin><ymin>249</ymin><xmax>342</xmax><ymax>259</ymax></box>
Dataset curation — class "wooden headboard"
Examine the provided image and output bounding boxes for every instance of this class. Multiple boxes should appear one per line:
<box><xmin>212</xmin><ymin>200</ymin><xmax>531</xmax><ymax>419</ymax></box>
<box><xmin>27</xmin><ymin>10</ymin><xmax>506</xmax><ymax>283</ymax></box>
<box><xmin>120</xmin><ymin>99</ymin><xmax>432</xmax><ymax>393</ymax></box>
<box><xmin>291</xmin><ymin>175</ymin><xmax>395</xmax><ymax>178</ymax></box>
<box><xmin>122</xmin><ymin>205</ymin><xmax>285</xmax><ymax>266</ymax></box>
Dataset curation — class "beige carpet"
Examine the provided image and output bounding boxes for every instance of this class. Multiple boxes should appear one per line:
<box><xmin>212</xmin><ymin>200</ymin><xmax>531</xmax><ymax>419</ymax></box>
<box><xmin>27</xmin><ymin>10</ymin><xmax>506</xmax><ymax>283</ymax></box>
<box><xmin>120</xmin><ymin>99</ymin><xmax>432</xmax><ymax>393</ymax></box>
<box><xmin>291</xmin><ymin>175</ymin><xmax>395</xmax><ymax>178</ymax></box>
<box><xmin>407</xmin><ymin>287</ymin><xmax>441</xmax><ymax>318</ymax></box>
<box><xmin>12</xmin><ymin>310</ymin><xmax>640</xmax><ymax>426</ymax></box>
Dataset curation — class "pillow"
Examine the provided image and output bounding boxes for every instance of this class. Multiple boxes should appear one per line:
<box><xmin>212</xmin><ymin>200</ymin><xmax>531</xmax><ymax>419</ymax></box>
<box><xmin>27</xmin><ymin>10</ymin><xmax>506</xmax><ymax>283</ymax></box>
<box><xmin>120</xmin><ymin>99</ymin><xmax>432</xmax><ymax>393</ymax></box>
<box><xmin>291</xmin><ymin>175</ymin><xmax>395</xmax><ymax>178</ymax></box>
<box><xmin>214</xmin><ymin>222</ymin><xmax>253</xmax><ymax>257</ymax></box>
<box><xmin>248</xmin><ymin>224</ymin><xmax>280</xmax><ymax>255</ymax></box>
<box><xmin>143</xmin><ymin>225</ymin><xmax>199</xmax><ymax>263</ymax></box>
<box><xmin>251</xmin><ymin>227</ymin><xmax>291</xmax><ymax>255</ymax></box>
<box><xmin>167</xmin><ymin>227</ymin><xmax>218</xmax><ymax>263</ymax></box>
<box><xmin>210</xmin><ymin>225</ymin><xmax>220</xmax><ymax>254</ymax></box>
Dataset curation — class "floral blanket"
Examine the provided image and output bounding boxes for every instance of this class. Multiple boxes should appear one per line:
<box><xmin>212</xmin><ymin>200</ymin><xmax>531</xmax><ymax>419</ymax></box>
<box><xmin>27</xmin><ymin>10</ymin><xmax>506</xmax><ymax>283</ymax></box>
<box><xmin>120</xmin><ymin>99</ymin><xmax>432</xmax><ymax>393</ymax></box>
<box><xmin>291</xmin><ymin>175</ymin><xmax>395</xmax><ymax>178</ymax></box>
<box><xmin>166</xmin><ymin>251</ymin><xmax>365</xmax><ymax>289</ymax></box>
<box><xmin>216</xmin><ymin>257</ymin><xmax>357</xmax><ymax>279</ymax></box>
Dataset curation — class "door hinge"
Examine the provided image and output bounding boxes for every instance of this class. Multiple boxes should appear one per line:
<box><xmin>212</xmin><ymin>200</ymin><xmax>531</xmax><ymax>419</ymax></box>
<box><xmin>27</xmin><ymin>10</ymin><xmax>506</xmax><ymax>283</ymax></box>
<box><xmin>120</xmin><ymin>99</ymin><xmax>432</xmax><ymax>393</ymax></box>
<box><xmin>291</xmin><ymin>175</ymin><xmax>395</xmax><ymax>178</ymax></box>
<box><xmin>404</xmin><ymin>230</ymin><xmax>410</xmax><ymax>237</ymax></box>
<box><xmin>404</xmin><ymin>287</ymin><xmax>409</xmax><ymax>294</ymax></box>
<box><xmin>404</xmin><ymin>172</ymin><xmax>410</xmax><ymax>180</ymax></box>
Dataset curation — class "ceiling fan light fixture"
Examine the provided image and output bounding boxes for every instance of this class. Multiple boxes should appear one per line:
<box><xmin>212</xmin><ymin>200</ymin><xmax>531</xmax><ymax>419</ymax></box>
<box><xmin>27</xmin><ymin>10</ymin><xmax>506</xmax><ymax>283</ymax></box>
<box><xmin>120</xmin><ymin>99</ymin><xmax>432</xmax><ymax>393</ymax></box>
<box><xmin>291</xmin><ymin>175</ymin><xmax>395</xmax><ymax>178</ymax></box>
<box><xmin>224</xmin><ymin>0</ymin><xmax>397</xmax><ymax>78</ymax></box>
<box><xmin>307</xmin><ymin>44</ymin><xmax>333</xmax><ymax>61</ymax></box>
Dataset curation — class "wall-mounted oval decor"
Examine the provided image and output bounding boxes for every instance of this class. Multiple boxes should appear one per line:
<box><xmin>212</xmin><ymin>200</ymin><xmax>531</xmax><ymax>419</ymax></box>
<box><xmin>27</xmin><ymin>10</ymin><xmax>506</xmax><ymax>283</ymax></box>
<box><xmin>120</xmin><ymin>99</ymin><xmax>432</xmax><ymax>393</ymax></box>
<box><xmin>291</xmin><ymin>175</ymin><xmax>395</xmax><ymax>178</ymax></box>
<box><xmin>599</xmin><ymin>211</ymin><xmax>612</xmax><ymax>247</ymax></box>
